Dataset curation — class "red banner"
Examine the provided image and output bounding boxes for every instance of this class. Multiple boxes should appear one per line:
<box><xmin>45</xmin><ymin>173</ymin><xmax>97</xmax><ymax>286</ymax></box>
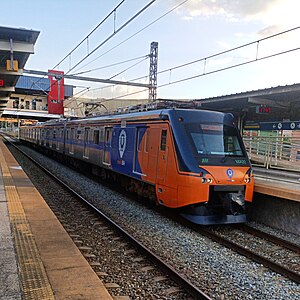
<box><xmin>47</xmin><ymin>70</ymin><xmax>64</xmax><ymax>115</ymax></box>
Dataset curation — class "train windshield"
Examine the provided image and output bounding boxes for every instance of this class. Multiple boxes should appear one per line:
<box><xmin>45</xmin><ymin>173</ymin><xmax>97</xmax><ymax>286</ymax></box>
<box><xmin>185</xmin><ymin>123</ymin><xmax>245</xmax><ymax>157</ymax></box>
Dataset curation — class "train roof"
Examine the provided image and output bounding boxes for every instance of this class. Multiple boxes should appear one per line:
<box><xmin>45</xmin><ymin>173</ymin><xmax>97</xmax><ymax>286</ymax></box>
<box><xmin>28</xmin><ymin>108</ymin><xmax>232</xmax><ymax>127</ymax></box>
<box><xmin>68</xmin><ymin>108</ymin><xmax>228</xmax><ymax>124</ymax></box>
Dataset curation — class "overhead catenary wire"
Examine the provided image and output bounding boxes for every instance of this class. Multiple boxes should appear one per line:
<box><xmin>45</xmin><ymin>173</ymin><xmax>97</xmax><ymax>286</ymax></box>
<box><xmin>76</xmin><ymin>0</ymin><xmax>192</xmax><ymax>97</ymax></box>
<box><xmin>155</xmin><ymin>25</ymin><xmax>300</xmax><ymax>77</ymax></box>
<box><xmin>98</xmin><ymin>43</ymin><xmax>300</xmax><ymax>102</ymax></box>
<box><xmin>52</xmin><ymin>0</ymin><xmax>127</xmax><ymax>71</ymax></box>
<box><xmin>20</xmin><ymin>1</ymin><xmax>127</xmax><ymax>104</ymax></box>
<box><xmin>20</xmin><ymin>1</ymin><xmax>156</xmax><ymax>108</ymax></box>
<box><xmin>69</xmin><ymin>55</ymin><xmax>149</xmax><ymax>76</ymax></box>
<box><xmin>108</xmin><ymin>56</ymin><xmax>149</xmax><ymax>80</ymax></box>
<box><xmin>22</xmin><ymin>0</ymin><xmax>187</xmax><ymax>105</ymax></box>
<box><xmin>75</xmin><ymin>0</ymin><xmax>190</xmax><ymax>72</ymax></box>
<box><xmin>94</xmin><ymin>25</ymin><xmax>300</xmax><ymax>100</ymax></box>
<box><xmin>67</xmin><ymin>0</ymin><xmax>157</xmax><ymax>75</ymax></box>
<box><xmin>23</xmin><ymin>0</ymin><xmax>156</xmax><ymax>112</ymax></box>
<box><xmin>63</xmin><ymin>0</ymin><xmax>191</xmax><ymax>102</ymax></box>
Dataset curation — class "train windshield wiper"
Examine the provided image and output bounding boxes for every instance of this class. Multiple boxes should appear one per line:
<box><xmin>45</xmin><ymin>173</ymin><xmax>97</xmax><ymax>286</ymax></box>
<box><xmin>221</xmin><ymin>155</ymin><xmax>228</xmax><ymax>163</ymax></box>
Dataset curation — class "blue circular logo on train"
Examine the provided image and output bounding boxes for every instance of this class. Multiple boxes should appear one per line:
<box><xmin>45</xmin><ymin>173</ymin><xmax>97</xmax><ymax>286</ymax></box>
<box><xmin>226</xmin><ymin>168</ymin><xmax>233</xmax><ymax>178</ymax></box>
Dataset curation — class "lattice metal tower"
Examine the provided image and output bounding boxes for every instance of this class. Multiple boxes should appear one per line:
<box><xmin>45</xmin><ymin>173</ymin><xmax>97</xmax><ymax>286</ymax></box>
<box><xmin>148</xmin><ymin>41</ymin><xmax>158</xmax><ymax>102</ymax></box>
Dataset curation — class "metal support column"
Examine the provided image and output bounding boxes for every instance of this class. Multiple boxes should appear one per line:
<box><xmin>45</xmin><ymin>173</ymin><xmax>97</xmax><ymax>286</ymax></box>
<box><xmin>148</xmin><ymin>41</ymin><xmax>158</xmax><ymax>102</ymax></box>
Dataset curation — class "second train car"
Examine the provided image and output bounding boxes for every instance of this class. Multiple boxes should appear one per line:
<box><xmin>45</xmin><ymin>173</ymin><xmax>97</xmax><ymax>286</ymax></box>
<box><xmin>20</xmin><ymin>109</ymin><xmax>254</xmax><ymax>224</ymax></box>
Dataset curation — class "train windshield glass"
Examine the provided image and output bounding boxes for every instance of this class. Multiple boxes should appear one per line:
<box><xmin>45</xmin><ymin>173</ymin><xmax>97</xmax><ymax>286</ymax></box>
<box><xmin>185</xmin><ymin>123</ymin><xmax>245</xmax><ymax>157</ymax></box>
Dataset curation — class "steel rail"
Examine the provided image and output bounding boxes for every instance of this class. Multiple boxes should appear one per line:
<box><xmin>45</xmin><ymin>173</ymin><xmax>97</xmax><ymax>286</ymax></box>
<box><xmin>187</xmin><ymin>224</ymin><xmax>300</xmax><ymax>284</ymax></box>
<box><xmin>237</xmin><ymin>224</ymin><xmax>300</xmax><ymax>254</ymax></box>
<box><xmin>3</xmin><ymin>136</ymin><xmax>211</xmax><ymax>300</ymax></box>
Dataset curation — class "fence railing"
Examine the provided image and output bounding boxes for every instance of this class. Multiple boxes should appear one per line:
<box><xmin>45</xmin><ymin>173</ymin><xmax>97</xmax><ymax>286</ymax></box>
<box><xmin>243</xmin><ymin>135</ymin><xmax>300</xmax><ymax>171</ymax></box>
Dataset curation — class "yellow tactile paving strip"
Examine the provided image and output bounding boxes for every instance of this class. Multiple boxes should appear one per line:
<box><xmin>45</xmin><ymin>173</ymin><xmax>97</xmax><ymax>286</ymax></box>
<box><xmin>0</xmin><ymin>139</ymin><xmax>113</xmax><ymax>299</ymax></box>
<box><xmin>0</xmin><ymin>147</ymin><xmax>55</xmax><ymax>299</ymax></box>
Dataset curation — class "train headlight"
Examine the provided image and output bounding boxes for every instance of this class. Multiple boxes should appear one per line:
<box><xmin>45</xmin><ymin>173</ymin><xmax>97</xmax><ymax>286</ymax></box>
<box><xmin>244</xmin><ymin>177</ymin><xmax>251</xmax><ymax>183</ymax></box>
<box><xmin>201</xmin><ymin>178</ymin><xmax>207</xmax><ymax>183</ymax></box>
<box><xmin>207</xmin><ymin>178</ymin><xmax>212</xmax><ymax>183</ymax></box>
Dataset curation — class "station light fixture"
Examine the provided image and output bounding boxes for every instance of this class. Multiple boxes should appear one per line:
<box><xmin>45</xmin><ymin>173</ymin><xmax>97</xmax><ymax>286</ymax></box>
<box><xmin>6</xmin><ymin>59</ymin><xmax>18</xmax><ymax>72</ymax></box>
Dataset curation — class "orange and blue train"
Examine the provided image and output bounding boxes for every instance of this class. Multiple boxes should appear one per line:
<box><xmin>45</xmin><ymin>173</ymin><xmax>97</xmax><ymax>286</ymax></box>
<box><xmin>20</xmin><ymin>109</ymin><xmax>254</xmax><ymax>224</ymax></box>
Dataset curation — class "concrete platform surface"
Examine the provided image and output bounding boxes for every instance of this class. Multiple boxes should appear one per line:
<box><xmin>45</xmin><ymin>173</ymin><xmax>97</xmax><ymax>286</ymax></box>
<box><xmin>0</xmin><ymin>138</ymin><xmax>113</xmax><ymax>299</ymax></box>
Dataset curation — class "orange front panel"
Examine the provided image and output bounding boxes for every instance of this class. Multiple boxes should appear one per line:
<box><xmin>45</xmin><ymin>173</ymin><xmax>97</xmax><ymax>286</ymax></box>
<box><xmin>177</xmin><ymin>175</ymin><xmax>209</xmax><ymax>207</ymax></box>
<box><xmin>245</xmin><ymin>182</ymin><xmax>254</xmax><ymax>201</ymax></box>
<box><xmin>203</xmin><ymin>165</ymin><xmax>254</xmax><ymax>202</ymax></box>
<box><xmin>203</xmin><ymin>166</ymin><xmax>249</xmax><ymax>185</ymax></box>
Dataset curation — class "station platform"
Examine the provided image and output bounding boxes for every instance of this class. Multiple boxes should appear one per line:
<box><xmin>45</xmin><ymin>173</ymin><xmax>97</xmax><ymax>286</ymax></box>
<box><xmin>0</xmin><ymin>139</ymin><xmax>113</xmax><ymax>299</ymax></box>
<box><xmin>254</xmin><ymin>168</ymin><xmax>300</xmax><ymax>202</ymax></box>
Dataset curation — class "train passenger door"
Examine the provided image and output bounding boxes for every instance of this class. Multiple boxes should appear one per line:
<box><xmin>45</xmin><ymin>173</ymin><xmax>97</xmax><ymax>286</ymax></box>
<box><xmin>133</xmin><ymin>127</ymin><xmax>146</xmax><ymax>175</ymax></box>
<box><xmin>83</xmin><ymin>128</ymin><xmax>89</xmax><ymax>158</ymax></box>
<box><xmin>103</xmin><ymin>127</ymin><xmax>112</xmax><ymax>165</ymax></box>
<box><xmin>70</xmin><ymin>128</ymin><xmax>75</xmax><ymax>154</ymax></box>
<box><xmin>156</xmin><ymin>127</ymin><xmax>168</xmax><ymax>182</ymax></box>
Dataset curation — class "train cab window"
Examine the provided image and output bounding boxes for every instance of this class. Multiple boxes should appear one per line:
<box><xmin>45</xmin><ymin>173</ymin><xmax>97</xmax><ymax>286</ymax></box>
<box><xmin>93</xmin><ymin>130</ymin><xmax>100</xmax><ymax>145</ymax></box>
<box><xmin>160</xmin><ymin>129</ymin><xmax>167</xmax><ymax>151</ymax></box>
<box><xmin>186</xmin><ymin>123</ymin><xmax>244</xmax><ymax>157</ymax></box>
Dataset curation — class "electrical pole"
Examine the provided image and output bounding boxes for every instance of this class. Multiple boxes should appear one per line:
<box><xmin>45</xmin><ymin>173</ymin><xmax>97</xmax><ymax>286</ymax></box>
<box><xmin>148</xmin><ymin>41</ymin><xmax>158</xmax><ymax>102</ymax></box>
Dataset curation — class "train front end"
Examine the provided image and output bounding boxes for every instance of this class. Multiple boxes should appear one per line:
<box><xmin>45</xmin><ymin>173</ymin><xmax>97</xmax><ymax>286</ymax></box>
<box><xmin>169</xmin><ymin>110</ymin><xmax>254</xmax><ymax>225</ymax></box>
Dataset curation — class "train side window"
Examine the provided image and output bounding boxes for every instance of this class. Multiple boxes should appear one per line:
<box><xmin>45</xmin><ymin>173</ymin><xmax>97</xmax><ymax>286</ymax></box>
<box><xmin>105</xmin><ymin>129</ymin><xmax>110</xmax><ymax>143</ymax></box>
<box><xmin>99</xmin><ymin>129</ymin><xmax>104</xmax><ymax>142</ymax></box>
<box><xmin>160</xmin><ymin>129</ymin><xmax>167</xmax><ymax>151</ymax></box>
<box><xmin>53</xmin><ymin>130</ymin><xmax>56</xmax><ymax>139</ymax></box>
<box><xmin>93</xmin><ymin>129</ymin><xmax>100</xmax><ymax>144</ymax></box>
<box><xmin>77</xmin><ymin>130</ymin><xmax>81</xmax><ymax>140</ymax></box>
<box><xmin>70</xmin><ymin>128</ymin><xmax>75</xmax><ymax>139</ymax></box>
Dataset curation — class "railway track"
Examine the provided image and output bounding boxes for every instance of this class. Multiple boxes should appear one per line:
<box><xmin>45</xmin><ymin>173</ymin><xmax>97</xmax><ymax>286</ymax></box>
<box><xmin>4</xmin><ymin>135</ymin><xmax>298</xmax><ymax>299</ymax></box>
<box><xmin>4</xmin><ymin>136</ymin><xmax>211</xmax><ymax>300</ymax></box>
<box><xmin>236</xmin><ymin>224</ymin><xmax>300</xmax><ymax>254</ymax></box>
<box><xmin>182</xmin><ymin>221</ymin><xmax>300</xmax><ymax>284</ymax></box>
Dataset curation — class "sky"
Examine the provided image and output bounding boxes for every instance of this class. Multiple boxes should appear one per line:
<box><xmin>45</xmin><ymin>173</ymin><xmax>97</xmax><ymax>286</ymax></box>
<box><xmin>1</xmin><ymin>0</ymin><xmax>300</xmax><ymax>102</ymax></box>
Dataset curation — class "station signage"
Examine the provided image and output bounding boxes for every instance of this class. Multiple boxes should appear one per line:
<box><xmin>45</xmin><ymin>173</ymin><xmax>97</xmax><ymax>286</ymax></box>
<box><xmin>0</xmin><ymin>79</ymin><xmax>4</xmax><ymax>87</ymax></box>
<box><xmin>256</xmin><ymin>105</ymin><xmax>271</xmax><ymax>114</ymax></box>
<box><xmin>245</xmin><ymin>121</ymin><xmax>300</xmax><ymax>131</ymax></box>
<box><xmin>260</xmin><ymin>121</ymin><xmax>300</xmax><ymax>131</ymax></box>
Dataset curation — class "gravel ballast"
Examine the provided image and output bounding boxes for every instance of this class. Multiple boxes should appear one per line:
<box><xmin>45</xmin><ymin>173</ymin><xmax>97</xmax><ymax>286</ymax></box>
<box><xmin>10</xmin><ymin>144</ymin><xmax>300</xmax><ymax>300</ymax></box>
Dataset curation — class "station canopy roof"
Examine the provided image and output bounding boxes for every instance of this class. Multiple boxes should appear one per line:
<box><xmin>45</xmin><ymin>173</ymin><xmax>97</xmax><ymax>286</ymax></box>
<box><xmin>1</xmin><ymin>108</ymin><xmax>61</xmax><ymax>122</ymax></box>
<box><xmin>0</xmin><ymin>26</ymin><xmax>40</xmax><ymax>114</ymax></box>
<box><xmin>192</xmin><ymin>83</ymin><xmax>300</xmax><ymax>122</ymax></box>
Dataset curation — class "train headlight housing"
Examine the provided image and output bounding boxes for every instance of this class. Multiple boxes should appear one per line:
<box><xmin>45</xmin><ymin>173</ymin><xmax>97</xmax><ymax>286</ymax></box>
<box><xmin>244</xmin><ymin>167</ymin><xmax>253</xmax><ymax>183</ymax></box>
<box><xmin>201</xmin><ymin>177</ymin><xmax>212</xmax><ymax>184</ymax></box>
